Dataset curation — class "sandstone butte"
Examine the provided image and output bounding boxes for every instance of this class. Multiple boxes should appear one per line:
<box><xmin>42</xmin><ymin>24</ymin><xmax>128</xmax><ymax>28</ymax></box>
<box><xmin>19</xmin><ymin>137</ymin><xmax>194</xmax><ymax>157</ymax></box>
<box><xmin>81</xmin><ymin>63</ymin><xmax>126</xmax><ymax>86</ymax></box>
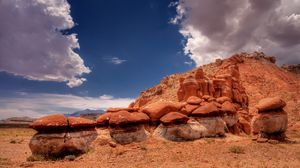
<box><xmin>28</xmin><ymin>51</ymin><xmax>300</xmax><ymax>159</ymax></box>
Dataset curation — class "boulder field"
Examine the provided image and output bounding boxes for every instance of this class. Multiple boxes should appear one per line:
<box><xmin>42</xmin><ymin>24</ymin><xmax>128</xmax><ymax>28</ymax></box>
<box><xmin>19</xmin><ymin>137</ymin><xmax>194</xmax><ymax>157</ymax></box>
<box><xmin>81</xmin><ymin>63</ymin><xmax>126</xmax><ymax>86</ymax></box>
<box><xmin>28</xmin><ymin>53</ymin><xmax>292</xmax><ymax>158</ymax></box>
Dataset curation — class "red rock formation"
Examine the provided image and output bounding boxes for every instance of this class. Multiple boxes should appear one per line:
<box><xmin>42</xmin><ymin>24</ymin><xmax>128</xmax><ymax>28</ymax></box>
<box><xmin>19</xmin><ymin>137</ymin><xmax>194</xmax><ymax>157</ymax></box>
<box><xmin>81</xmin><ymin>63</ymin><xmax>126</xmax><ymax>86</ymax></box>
<box><xmin>29</xmin><ymin>114</ymin><xmax>68</xmax><ymax>132</ymax></box>
<box><xmin>29</xmin><ymin>115</ymin><xmax>97</xmax><ymax>157</ymax></box>
<box><xmin>141</xmin><ymin>101</ymin><xmax>184</xmax><ymax>121</ymax></box>
<box><xmin>68</xmin><ymin>117</ymin><xmax>96</xmax><ymax>128</ymax></box>
<box><xmin>160</xmin><ymin>112</ymin><xmax>189</xmax><ymax>126</ymax></box>
<box><xmin>251</xmin><ymin>97</ymin><xmax>288</xmax><ymax>140</ymax></box>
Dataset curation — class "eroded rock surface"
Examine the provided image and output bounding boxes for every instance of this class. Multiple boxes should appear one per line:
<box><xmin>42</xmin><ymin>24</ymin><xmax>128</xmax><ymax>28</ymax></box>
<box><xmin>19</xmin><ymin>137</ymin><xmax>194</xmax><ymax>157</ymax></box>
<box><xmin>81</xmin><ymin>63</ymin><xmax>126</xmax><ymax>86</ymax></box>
<box><xmin>29</xmin><ymin>115</ymin><xmax>97</xmax><ymax>157</ymax></box>
<box><xmin>251</xmin><ymin>97</ymin><xmax>288</xmax><ymax>140</ymax></box>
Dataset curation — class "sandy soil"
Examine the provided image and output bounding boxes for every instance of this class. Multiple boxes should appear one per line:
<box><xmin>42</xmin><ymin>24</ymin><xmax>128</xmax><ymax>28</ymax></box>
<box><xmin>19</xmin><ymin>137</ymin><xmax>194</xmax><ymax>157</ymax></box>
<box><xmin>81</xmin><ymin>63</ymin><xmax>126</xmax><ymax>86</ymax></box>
<box><xmin>1</xmin><ymin>126</ymin><xmax>300</xmax><ymax>168</ymax></box>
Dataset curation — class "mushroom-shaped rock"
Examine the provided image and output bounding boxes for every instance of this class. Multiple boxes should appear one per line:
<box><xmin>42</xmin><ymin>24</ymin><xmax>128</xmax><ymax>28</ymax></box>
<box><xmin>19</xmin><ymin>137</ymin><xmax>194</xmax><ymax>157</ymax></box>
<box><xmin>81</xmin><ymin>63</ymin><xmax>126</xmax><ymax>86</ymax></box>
<box><xmin>108</xmin><ymin>112</ymin><xmax>150</xmax><ymax>144</ymax></box>
<box><xmin>109</xmin><ymin>111</ymin><xmax>149</xmax><ymax>127</ymax></box>
<box><xmin>186</xmin><ymin>96</ymin><xmax>202</xmax><ymax>105</ymax></box>
<box><xmin>68</xmin><ymin>117</ymin><xmax>96</xmax><ymax>129</ymax></box>
<box><xmin>29</xmin><ymin>115</ymin><xmax>97</xmax><ymax>157</ymax></box>
<box><xmin>216</xmin><ymin>96</ymin><xmax>231</xmax><ymax>104</ymax></box>
<box><xmin>96</xmin><ymin>112</ymin><xmax>111</xmax><ymax>126</ymax></box>
<box><xmin>141</xmin><ymin>101</ymin><xmax>183</xmax><ymax>121</ymax></box>
<box><xmin>255</xmin><ymin>97</ymin><xmax>286</xmax><ymax>112</ymax></box>
<box><xmin>160</xmin><ymin>112</ymin><xmax>189</xmax><ymax>126</ymax></box>
<box><xmin>29</xmin><ymin>114</ymin><xmax>68</xmax><ymax>132</ymax></box>
<box><xmin>192</xmin><ymin>103</ymin><xmax>220</xmax><ymax>117</ymax></box>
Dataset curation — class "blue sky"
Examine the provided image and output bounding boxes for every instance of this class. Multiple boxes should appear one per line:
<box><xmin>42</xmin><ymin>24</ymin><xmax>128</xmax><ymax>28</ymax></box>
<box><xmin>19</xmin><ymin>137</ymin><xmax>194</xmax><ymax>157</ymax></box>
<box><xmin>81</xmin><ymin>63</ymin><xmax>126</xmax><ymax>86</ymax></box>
<box><xmin>0</xmin><ymin>0</ymin><xmax>195</xmax><ymax>119</ymax></box>
<box><xmin>0</xmin><ymin>0</ymin><xmax>193</xmax><ymax>98</ymax></box>
<box><xmin>0</xmin><ymin>0</ymin><xmax>299</xmax><ymax>119</ymax></box>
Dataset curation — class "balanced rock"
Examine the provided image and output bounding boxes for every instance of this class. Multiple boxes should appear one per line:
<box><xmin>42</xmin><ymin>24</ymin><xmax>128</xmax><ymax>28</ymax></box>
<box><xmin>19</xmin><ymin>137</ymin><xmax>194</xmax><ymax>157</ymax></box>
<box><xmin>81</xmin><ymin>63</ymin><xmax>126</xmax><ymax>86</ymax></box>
<box><xmin>100</xmin><ymin>110</ymin><xmax>150</xmax><ymax>144</ymax></box>
<box><xmin>251</xmin><ymin>97</ymin><xmax>288</xmax><ymax>140</ymax></box>
<box><xmin>255</xmin><ymin>97</ymin><xmax>286</xmax><ymax>112</ymax></box>
<box><xmin>29</xmin><ymin>115</ymin><xmax>97</xmax><ymax>157</ymax></box>
<box><xmin>160</xmin><ymin>112</ymin><xmax>189</xmax><ymax>126</ymax></box>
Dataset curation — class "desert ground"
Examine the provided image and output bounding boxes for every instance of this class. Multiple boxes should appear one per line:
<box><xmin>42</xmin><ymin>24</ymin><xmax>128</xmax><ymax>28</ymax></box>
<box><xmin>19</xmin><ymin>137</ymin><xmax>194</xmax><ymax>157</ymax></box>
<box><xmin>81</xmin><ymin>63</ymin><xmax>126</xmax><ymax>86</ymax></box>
<box><xmin>1</xmin><ymin>123</ymin><xmax>300</xmax><ymax>168</ymax></box>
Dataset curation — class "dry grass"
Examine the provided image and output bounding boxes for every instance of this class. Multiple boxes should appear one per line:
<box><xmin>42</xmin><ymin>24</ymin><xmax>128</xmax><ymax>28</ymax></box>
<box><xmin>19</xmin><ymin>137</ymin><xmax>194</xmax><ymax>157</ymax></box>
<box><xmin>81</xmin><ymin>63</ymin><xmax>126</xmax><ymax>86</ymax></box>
<box><xmin>0</xmin><ymin>128</ymin><xmax>36</xmax><ymax>137</ymax></box>
<box><xmin>1</xmin><ymin>128</ymin><xmax>300</xmax><ymax>167</ymax></box>
<box><xmin>229</xmin><ymin>145</ymin><xmax>245</xmax><ymax>154</ymax></box>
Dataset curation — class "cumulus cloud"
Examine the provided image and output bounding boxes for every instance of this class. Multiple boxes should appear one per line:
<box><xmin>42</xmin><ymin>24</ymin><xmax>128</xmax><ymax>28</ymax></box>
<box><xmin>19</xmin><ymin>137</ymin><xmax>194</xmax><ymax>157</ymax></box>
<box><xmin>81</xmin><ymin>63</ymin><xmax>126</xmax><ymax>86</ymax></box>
<box><xmin>0</xmin><ymin>93</ymin><xmax>134</xmax><ymax>119</ymax></box>
<box><xmin>0</xmin><ymin>0</ymin><xmax>90</xmax><ymax>87</ymax></box>
<box><xmin>172</xmin><ymin>0</ymin><xmax>300</xmax><ymax>65</ymax></box>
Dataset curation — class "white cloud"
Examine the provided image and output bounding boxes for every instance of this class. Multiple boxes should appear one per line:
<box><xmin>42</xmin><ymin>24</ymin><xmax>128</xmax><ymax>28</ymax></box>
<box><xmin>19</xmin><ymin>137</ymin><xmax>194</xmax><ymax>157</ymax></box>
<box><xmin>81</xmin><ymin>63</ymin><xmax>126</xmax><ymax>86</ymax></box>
<box><xmin>172</xmin><ymin>0</ymin><xmax>300</xmax><ymax>65</ymax></box>
<box><xmin>0</xmin><ymin>0</ymin><xmax>90</xmax><ymax>87</ymax></box>
<box><xmin>110</xmin><ymin>57</ymin><xmax>127</xmax><ymax>65</ymax></box>
<box><xmin>0</xmin><ymin>93</ymin><xmax>134</xmax><ymax>119</ymax></box>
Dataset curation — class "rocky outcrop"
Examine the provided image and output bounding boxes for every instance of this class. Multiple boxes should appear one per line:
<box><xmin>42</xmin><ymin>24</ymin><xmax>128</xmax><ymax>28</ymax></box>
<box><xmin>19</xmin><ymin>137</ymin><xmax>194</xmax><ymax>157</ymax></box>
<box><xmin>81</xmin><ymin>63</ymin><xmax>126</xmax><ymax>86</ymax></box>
<box><xmin>153</xmin><ymin>118</ymin><xmax>225</xmax><ymax>141</ymax></box>
<box><xmin>281</xmin><ymin>64</ymin><xmax>300</xmax><ymax>74</ymax></box>
<box><xmin>96</xmin><ymin>108</ymin><xmax>150</xmax><ymax>144</ymax></box>
<box><xmin>29</xmin><ymin>114</ymin><xmax>97</xmax><ymax>157</ymax></box>
<box><xmin>160</xmin><ymin>112</ymin><xmax>189</xmax><ymax>126</ymax></box>
<box><xmin>141</xmin><ymin>101</ymin><xmax>184</xmax><ymax>122</ymax></box>
<box><xmin>251</xmin><ymin>97</ymin><xmax>288</xmax><ymax>140</ymax></box>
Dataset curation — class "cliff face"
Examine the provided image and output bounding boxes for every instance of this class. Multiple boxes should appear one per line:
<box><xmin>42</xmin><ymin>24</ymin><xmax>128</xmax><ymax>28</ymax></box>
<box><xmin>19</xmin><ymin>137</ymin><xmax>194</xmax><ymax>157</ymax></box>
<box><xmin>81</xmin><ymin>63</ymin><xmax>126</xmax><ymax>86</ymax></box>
<box><xmin>131</xmin><ymin>52</ymin><xmax>300</xmax><ymax>123</ymax></box>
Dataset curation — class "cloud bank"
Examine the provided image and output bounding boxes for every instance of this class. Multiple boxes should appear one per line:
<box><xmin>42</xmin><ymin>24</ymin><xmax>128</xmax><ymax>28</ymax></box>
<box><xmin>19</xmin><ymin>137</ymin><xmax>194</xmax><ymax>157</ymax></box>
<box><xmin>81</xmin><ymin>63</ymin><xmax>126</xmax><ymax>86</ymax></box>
<box><xmin>172</xmin><ymin>0</ymin><xmax>300</xmax><ymax>65</ymax></box>
<box><xmin>0</xmin><ymin>0</ymin><xmax>90</xmax><ymax>87</ymax></box>
<box><xmin>0</xmin><ymin>93</ymin><xmax>134</xmax><ymax>119</ymax></box>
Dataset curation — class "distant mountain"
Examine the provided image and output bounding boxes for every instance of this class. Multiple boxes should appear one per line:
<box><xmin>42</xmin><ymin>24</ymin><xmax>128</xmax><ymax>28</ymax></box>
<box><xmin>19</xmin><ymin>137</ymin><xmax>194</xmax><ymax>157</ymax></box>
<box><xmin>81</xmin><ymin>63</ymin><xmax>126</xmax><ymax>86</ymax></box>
<box><xmin>0</xmin><ymin>116</ymin><xmax>36</xmax><ymax>128</ymax></box>
<box><xmin>66</xmin><ymin>109</ymin><xmax>105</xmax><ymax>117</ymax></box>
<box><xmin>66</xmin><ymin>109</ymin><xmax>105</xmax><ymax>120</ymax></box>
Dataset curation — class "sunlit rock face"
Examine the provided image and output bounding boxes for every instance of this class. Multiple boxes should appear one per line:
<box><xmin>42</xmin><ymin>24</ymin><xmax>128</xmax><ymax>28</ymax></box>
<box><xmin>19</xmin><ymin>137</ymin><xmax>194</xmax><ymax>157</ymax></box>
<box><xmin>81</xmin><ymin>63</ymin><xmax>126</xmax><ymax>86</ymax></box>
<box><xmin>96</xmin><ymin>108</ymin><xmax>150</xmax><ymax>144</ymax></box>
<box><xmin>93</xmin><ymin>53</ymin><xmax>294</xmax><ymax>144</ymax></box>
<box><xmin>29</xmin><ymin>115</ymin><xmax>97</xmax><ymax>157</ymax></box>
<box><xmin>153</xmin><ymin>118</ymin><xmax>225</xmax><ymax>141</ymax></box>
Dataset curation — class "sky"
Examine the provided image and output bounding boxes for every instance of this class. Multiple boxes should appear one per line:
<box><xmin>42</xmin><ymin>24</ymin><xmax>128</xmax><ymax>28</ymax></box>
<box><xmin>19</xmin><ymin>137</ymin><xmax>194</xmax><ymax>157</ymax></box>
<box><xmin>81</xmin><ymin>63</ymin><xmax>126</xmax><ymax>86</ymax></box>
<box><xmin>0</xmin><ymin>0</ymin><xmax>299</xmax><ymax>119</ymax></box>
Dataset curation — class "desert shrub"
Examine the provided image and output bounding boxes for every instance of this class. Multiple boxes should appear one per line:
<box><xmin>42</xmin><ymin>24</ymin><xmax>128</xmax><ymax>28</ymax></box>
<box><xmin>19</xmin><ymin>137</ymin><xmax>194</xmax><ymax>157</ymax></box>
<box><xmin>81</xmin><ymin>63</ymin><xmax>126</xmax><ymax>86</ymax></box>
<box><xmin>229</xmin><ymin>146</ymin><xmax>245</xmax><ymax>154</ymax></box>
<box><xmin>139</xmin><ymin>144</ymin><xmax>147</xmax><ymax>151</ymax></box>
<box><xmin>9</xmin><ymin>140</ymin><xmax>16</xmax><ymax>144</ymax></box>
<box><xmin>26</xmin><ymin>155</ymin><xmax>45</xmax><ymax>162</ymax></box>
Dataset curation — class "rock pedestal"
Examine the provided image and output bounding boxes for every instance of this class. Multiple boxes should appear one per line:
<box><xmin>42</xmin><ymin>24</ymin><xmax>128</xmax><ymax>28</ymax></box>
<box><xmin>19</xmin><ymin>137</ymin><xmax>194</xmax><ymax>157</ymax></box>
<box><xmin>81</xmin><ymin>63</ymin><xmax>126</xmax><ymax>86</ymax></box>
<box><xmin>29</xmin><ymin>114</ymin><xmax>97</xmax><ymax>157</ymax></box>
<box><xmin>96</xmin><ymin>108</ymin><xmax>150</xmax><ymax>144</ymax></box>
<box><xmin>251</xmin><ymin>97</ymin><xmax>288</xmax><ymax>140</ymax></box>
